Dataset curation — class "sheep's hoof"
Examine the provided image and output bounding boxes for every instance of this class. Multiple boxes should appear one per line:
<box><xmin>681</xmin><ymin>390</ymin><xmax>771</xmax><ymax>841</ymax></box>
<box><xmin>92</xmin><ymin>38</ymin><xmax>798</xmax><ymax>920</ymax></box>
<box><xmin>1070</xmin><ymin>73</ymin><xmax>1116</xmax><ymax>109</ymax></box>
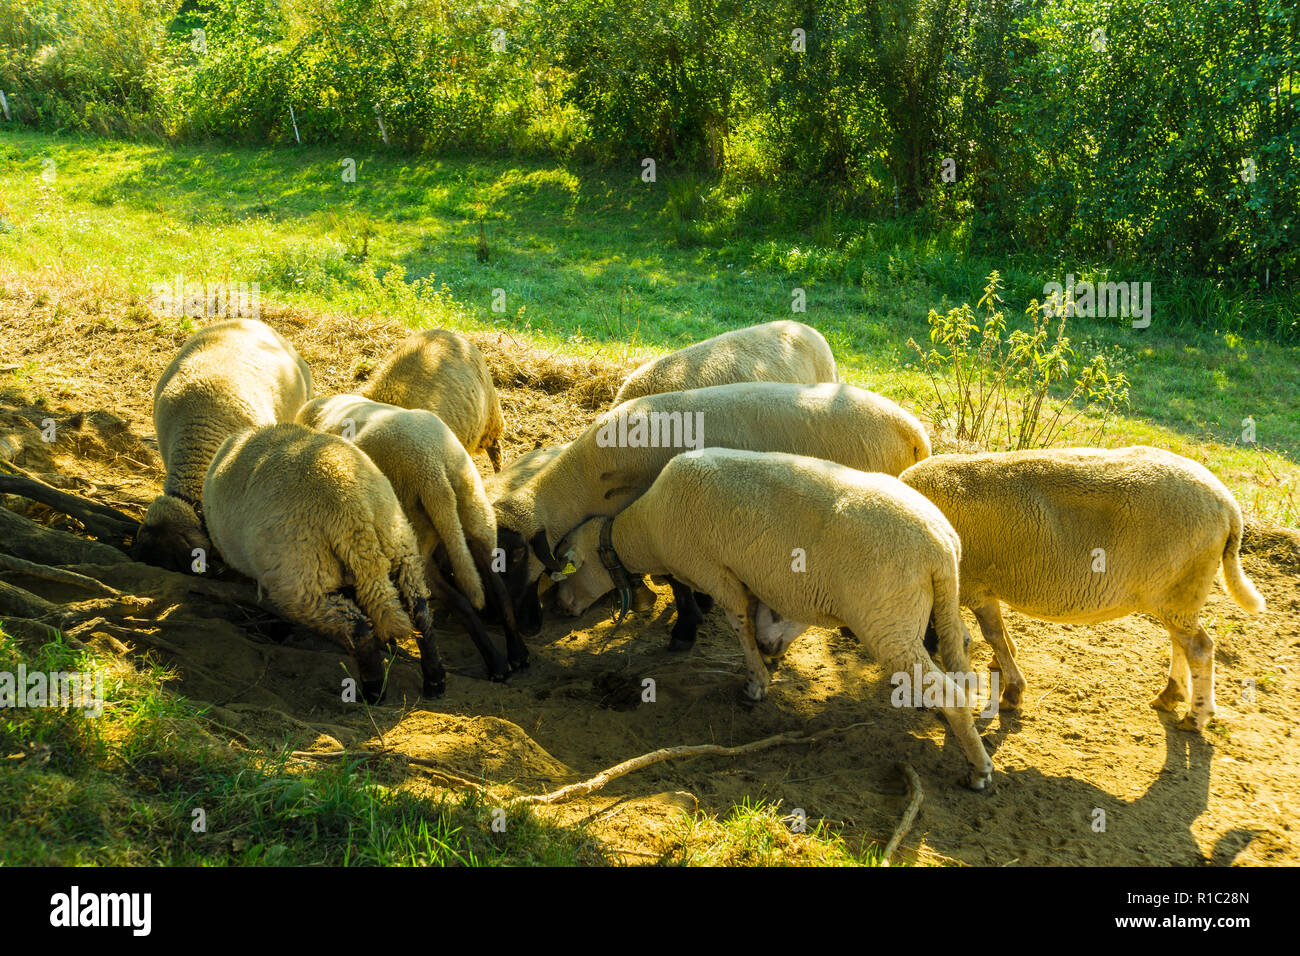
<box><xmin>741</xmin><ymin>678</ymin><xmax>767</xmax><ymax>703</ymax></box>
<box><xmin>963</xmin><ymin>768</ymin><xmax>993</xmax><ymax>791</ymax></box>
<box><xmin>509</xmin><ymin>652</ymin><xmax>530</xmax><ymax>672</ymax></box>
<box><xmin>362</xmin><ymin>680</ymin><xmax>386</xmax><ymax>705</ymax></box>
<box><xmin>490</xmin><ymin>672</ymin><xmax>509</xmax><ymax>684</ymax></box>
<box><xmin>1177</xmin><ymin>713</ymin><xmax>1211</xmax><ymax>733</ymax></box>
<box><xmin>422</xmin><ymin>677</ymin><xmax>446</xmax><ymax>699</ymax></box>
<box><xmin>1150</xmin><ymin>682</ymin><xmax>1185</xmax><ymax>712</ymax></box>
<box><xmin>667</xmin><ymin>634</ymin><xmax>696</xmax><ymax>652</ymax></box>
<box><xmin>999</xmin><ymin>683</ymin><xmax>1024</xmax><ymax>710</ymax></box>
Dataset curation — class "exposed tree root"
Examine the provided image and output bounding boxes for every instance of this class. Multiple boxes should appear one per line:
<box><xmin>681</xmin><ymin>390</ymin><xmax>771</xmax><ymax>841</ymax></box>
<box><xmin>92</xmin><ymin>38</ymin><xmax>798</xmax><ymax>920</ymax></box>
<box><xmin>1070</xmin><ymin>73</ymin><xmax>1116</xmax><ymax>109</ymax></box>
<box><xmin>0</xmin><ymin>504</ymin><xmax>129</xmax><ymax>565</ymax></box>
<box><xmin>0</xmin><ymin>552</ymin><xmax>121</xmax><ymax>596</ymax></box>
<box><xmin>0</xmin><ymin>473</ymin><xmax>138</xmax><ymax>542</ymax></box>
<box><xmin>508</xmin><ymin>721</ymin><xmax>875</xmax><ymax>806</ymax></box>
<box><xmin>881</xmin><ymin>762</ymin><xmax>924</xmax><ymax>866</ymax></box>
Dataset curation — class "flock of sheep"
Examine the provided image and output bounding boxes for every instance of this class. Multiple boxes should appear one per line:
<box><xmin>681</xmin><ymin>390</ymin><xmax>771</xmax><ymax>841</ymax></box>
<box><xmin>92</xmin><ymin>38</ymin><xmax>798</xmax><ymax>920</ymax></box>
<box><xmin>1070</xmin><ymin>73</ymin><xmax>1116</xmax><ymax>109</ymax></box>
<box><xmin>131</xmin><ymin>317</ymin><xmax>1265</xmax><ymax>791</ymax></box>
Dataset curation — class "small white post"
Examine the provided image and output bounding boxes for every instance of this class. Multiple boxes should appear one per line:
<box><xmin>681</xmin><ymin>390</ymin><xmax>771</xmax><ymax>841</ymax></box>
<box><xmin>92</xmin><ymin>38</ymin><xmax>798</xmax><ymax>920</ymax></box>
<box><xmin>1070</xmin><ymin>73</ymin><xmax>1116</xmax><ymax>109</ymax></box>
<box><xmin>289</xmin><ymin>104</ymin><xmax>301</xmax><ymax>144</ymax></box>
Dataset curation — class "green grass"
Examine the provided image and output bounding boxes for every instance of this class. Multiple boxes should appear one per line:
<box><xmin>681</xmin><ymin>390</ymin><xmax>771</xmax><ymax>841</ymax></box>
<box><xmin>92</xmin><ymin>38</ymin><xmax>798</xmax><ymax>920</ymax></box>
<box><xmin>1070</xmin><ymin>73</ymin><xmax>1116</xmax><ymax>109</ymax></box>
<box><xmin>1</xmin><ymin>128</ymin><xmax>1296</xmax><ymax>527</ymax></box>
<box><xmin>0</xmin><ymin>624</ymin><xmax>614</xmax><ymax>865</ymax></box>
<box><xmin>667</xmin><ymin>797</ymin><xmax>886</xmax><ymax>866</ymax></box>
<box><xmin>0</xmin><ymin>624</ymin><xmax>880</xmax><ymax>865</ymax></box>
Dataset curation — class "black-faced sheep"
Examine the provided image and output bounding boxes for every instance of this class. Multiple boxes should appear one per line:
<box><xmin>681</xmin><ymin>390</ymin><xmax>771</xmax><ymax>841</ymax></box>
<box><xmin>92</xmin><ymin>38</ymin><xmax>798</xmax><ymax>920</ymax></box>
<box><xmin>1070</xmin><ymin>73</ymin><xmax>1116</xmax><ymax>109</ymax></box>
<box><xmin>296</xmin><ymin>394</ymin><xmax>526</xmax><ymax>679</ymax></box>
<box><xmin>134</xmin><ymin>319</ymin><xmax>313</xmax><ymax>572</ymax></box>
<box><xmin>901</xmin><ymin>446</ymin><xmax>1266</xmax><ymax>731</ymax></box>
<box><xmin>202</xmin><ymin>423</ymin><xmax>445</xmax><ymax>703</ymax></box>
<box><xmin>553</xmin><ymin>447</ymin><xmax>993</xmax><ymax>790</ymax></box>
<box><xmin>362</xmin><ymin>329</ymin><xmax>506</xmax><ymax>472</ymax></box>
<box><xmin>612</xmin><ymin>320</ymin><xmax>839</xmax><ymax>404</ymax></box>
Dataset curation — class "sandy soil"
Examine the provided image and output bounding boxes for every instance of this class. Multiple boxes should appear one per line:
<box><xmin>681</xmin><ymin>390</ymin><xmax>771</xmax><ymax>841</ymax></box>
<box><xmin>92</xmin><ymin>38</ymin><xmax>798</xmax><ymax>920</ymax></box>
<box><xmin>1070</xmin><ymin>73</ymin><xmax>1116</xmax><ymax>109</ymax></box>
<box><xmin>2</xmin><ymin>288</ymin><xmax>1297</xmax><ymax>865</ymax></box>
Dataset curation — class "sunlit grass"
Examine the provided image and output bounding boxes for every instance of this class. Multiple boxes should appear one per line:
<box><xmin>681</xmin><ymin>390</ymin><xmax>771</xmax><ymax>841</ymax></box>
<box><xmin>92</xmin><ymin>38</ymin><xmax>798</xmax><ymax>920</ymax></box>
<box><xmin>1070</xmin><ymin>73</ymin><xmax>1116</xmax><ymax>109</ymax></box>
<box><xmin>666</xmin><ymin>798</ymin><xmax>887</xmax><ymax>866</ymax></box>
<box><xmin>2</xmin><ymin>128</ymin><xmax>1297</xmax><ymax>526</ymax></box>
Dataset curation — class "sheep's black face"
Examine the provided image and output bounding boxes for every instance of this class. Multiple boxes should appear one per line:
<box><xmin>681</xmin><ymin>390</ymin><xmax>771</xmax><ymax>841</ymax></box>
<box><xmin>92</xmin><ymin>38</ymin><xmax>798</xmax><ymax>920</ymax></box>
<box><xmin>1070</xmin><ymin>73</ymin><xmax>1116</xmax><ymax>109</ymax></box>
<box><xmin>920</xmin><ymin>614</ymin><xmax>969</xmax><ymax>656</ymax></box>
<box><xmin>133</xmin><ymin>495</ymin><xmax>211</xmax><ymax>574</ymax></box>
<box><xmin>132</xmin><ymin>521</ymin><xmax>207</xmax><ymax>574</ymax></box>
<box><xmin>923</xmin><ymin>616</ymin><xmax>940</xmax><ymax>656</ymax></box>
<box><xmin>496</xmin><ymin>527</ymin><xmax>542</xmax><ymax>637</ymax></box>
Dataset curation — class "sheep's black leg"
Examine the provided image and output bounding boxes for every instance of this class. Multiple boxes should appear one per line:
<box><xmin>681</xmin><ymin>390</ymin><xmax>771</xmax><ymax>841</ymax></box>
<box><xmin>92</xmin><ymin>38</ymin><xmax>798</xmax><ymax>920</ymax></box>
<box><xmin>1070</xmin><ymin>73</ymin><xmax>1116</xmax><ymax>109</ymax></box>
<box><xmin>348</xmin><ymin>617</ymin><xmax>387</xmax><ymax>705</ymax></box>
<box><xmin>693</xmin><ymin>591</ymin><xmax>714</xmax><ymax>613</ymax></box>
<box><xmin>473</xmin><ymin>543</ymin><xmax>529</xmax><ymax>671</ymax></box>
<box><xmin>667</xmin><ymin>576</ymin><xmax>707</xmax><ymax>651</ymax></box>
<box><xmin>409</xmin><ymin>595</ymin><xmax>447</xmax><ymax>698</ymax></box>
<box><xmin>428</xmin><ymin>572</ymin><xmax>510</xmax><ymax>682</ymax></box>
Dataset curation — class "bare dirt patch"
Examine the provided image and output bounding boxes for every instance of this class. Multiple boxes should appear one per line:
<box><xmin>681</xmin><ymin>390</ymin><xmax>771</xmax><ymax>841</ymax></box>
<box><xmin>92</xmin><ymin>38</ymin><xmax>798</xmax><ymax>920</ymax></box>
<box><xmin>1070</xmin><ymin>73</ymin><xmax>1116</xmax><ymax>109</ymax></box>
<box><xmin>2</xmin><ymin>289</ymin><xmax>1297</xmax><ymax>865</ymax></box>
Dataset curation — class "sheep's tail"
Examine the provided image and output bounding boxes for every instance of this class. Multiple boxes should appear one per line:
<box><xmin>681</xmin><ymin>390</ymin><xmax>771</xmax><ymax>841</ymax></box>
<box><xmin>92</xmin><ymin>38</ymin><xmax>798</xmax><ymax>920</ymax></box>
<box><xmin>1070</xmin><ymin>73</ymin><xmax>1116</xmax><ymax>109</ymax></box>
<box><xmin>335</xmin><ymin>527</ymin><xmax>416</xmax><ymax>644</ymax></box>
<box><xmin>421</xmin><ymin>477</ymin><xmax>487</xmax><ymax>611</ymax></box>
<box><xmin>1222</xmin><ymin>510</ymin><xmax>1265</xmax><ymax>614</ymax></box>
<box><xmin>929</xmin><ymin>560</ymin><xmax>971</xmax><ymax>675</ymax></box>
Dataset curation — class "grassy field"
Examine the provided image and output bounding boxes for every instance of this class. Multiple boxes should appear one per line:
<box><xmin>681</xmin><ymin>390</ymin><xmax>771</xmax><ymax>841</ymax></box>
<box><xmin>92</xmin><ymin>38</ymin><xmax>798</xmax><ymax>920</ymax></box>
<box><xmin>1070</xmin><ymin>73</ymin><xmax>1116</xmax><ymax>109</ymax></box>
<box><xmin>2</xmin><ymin>131</ymin><xmax>1293</xmax><ymax>528</ymax></box>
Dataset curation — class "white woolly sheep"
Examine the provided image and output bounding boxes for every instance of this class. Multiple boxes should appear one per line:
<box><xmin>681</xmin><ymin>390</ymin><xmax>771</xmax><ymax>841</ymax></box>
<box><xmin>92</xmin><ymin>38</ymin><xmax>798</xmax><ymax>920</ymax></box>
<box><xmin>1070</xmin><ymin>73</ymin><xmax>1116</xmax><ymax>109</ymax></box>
<box><xmin>134</xmin><ymin>319</ymin><xmax>313</xmax><ymax>572</ymax></box>
<box><xmin>296</xmin><ymin>394</ymin><xmax>526</xmax><ymax>678</ymax></box>
<box><xmin>900</xmin><ymin>446</ymin><xmax>1266</xmax><ymax>731</ymax></box>
<box><xmin>203</xmin><ymin>423</ymin><xmax>445</xmax><ymax>703</ymax></box>
<box><xmin>553</xmin><ymin>447</ymin><xmax>993</xmax><ymax>790</ymax></box>
<box><xmin>363</xmin><ymin>329</ymin><xmax>506</xmax><ymax>471</ymax></box>
<box><xmin>493</xmin><ymin>381</ymin><xmax>931</xmax><ymax>637</ymax></box>
<box><xmin>612</xmin><ymin>320</ymin><xmax>839</xmax><ymax>404</ymax></box>
<box><xmin>484</xmin><ymin>443</ymin><xmax>568</xmax><ymax>500</ymax></box>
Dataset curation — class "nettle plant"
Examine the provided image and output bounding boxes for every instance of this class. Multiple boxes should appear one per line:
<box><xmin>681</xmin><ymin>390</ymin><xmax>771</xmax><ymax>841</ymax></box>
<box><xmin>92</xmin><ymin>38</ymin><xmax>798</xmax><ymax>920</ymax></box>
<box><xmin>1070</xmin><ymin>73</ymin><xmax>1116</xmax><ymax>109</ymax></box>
<box><xmin>909</xmin><ymin>272</ymin><xmax>1130</xmax><ymax>451</ymax></box>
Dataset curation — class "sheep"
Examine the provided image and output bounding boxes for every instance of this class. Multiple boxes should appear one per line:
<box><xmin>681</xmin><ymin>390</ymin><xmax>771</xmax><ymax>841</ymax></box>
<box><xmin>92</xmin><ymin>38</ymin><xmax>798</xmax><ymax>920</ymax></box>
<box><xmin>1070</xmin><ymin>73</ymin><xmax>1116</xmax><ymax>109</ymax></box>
<box><xmin>900</xmin><ymin>446</ymin><xmax>1266</xmax><ymax>731</ymax></box>
<box><xmin>612</xmin><ymin>320</ymin><xmax>839</xmax><ymax>404</ymax></box>
<box><xmin>493</xmin><ymin>381</ymin><xmax>931</xmax><ymax>638</ymax></box>
<box><xmin>482</xmin><ymin>441</ymin><xmax>660</xmax><ymax>614</ymax></box>
<box><xmin>296</xmin><ymin>394</ymin><xmax>526</xmax><ymax>679</ymax></box>
<box><xmin>484</xmin><ymin>443</ymin><xmax>568</xmax><ymax>500</ymax></box>
<box><xmin>362</xmin><ymin>329</ymin><xmax>505</xmax><ymax>471</ymax></box>
<box><xmin>202</xmin><ymin>423</ymin><xmax>445</xmax><ymax>704</ymax></box>
<box><xmin>133</xmin><ymin>319</ymin><xmax>313</xmax><ymax>573</ymax></box>
<box><xmin>552</xmin><ymin>447</ymin><xmax>993</xmax><ymax>790</ymax></box>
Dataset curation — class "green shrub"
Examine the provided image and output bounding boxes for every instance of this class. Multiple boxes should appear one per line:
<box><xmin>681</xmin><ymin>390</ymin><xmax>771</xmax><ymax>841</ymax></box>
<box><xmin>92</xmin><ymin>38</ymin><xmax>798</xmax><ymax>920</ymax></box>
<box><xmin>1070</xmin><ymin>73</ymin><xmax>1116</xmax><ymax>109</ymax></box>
<box><xmin>909</xmin><ymin>272</ymin><xmax>1131</xmax><ymax>451</ymax></box>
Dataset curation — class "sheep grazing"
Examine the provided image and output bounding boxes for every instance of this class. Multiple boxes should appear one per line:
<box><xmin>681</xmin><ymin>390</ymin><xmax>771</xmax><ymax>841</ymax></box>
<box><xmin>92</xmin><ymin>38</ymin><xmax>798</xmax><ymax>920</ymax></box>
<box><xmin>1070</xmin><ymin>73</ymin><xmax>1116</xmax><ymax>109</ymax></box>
<box><xmin>484</xmin><ymin>441</ymin><xmax>659</xmax><ymax>615</ymax></box>
<box><xmin>134</xmin><ymin>319</ymin><xmax>313</xmax><ymax>573</ymax></box>
<box><xmin>900</xmin><ymin>446</ymin><xmax>1267</xmax><ymax>731</ymax></box>
<box><xmin>553</xmin><ymin>448</ymin><xmax>993</xmax><ymax>790</ymax></box>
<box><xmin>494</xmin><ymin>381</ymin><xmax>931</xmax><ymax>637</ymax></box>
<box><xmin>203</xmin><ymin>423</ymin><xmax>446</xmax><ymax>703</ymax></box>
<box><xmin>296</xmin><ymin>394</ymin><xmax>526</xmax><ymax>679</ymax></box>
<box><xmin>612</xmin><ymin>320</ymin><xmax>839</xmax><ymax>404</ymax></box>
<box><xmin>362</xmin><ymin>329</ymin><xmax>506</xmax><ymax>472</ymax></box>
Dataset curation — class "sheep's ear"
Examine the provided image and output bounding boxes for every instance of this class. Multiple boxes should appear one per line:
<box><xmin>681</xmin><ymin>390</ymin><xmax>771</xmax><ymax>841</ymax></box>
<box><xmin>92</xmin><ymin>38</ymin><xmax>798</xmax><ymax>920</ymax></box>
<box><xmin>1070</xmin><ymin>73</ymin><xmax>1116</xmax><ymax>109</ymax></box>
<box><xmin>547</xmin><ymin>548</ymin><xmax>581</xmax><ymax>581</ymax></box>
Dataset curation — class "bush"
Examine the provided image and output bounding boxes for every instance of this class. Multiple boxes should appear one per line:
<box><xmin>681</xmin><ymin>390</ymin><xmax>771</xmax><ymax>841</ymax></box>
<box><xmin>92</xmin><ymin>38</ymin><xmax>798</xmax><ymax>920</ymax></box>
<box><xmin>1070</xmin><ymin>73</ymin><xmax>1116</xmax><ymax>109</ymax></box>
<box><xmin>909</xmin><ymin>272</ymin><xmax>1130</xmax><ymax>451</ymax></box>
<box><xmin>0</xmin><ymin>0</ymin><xmax>179</xmax><ymax>135</ymax></box>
